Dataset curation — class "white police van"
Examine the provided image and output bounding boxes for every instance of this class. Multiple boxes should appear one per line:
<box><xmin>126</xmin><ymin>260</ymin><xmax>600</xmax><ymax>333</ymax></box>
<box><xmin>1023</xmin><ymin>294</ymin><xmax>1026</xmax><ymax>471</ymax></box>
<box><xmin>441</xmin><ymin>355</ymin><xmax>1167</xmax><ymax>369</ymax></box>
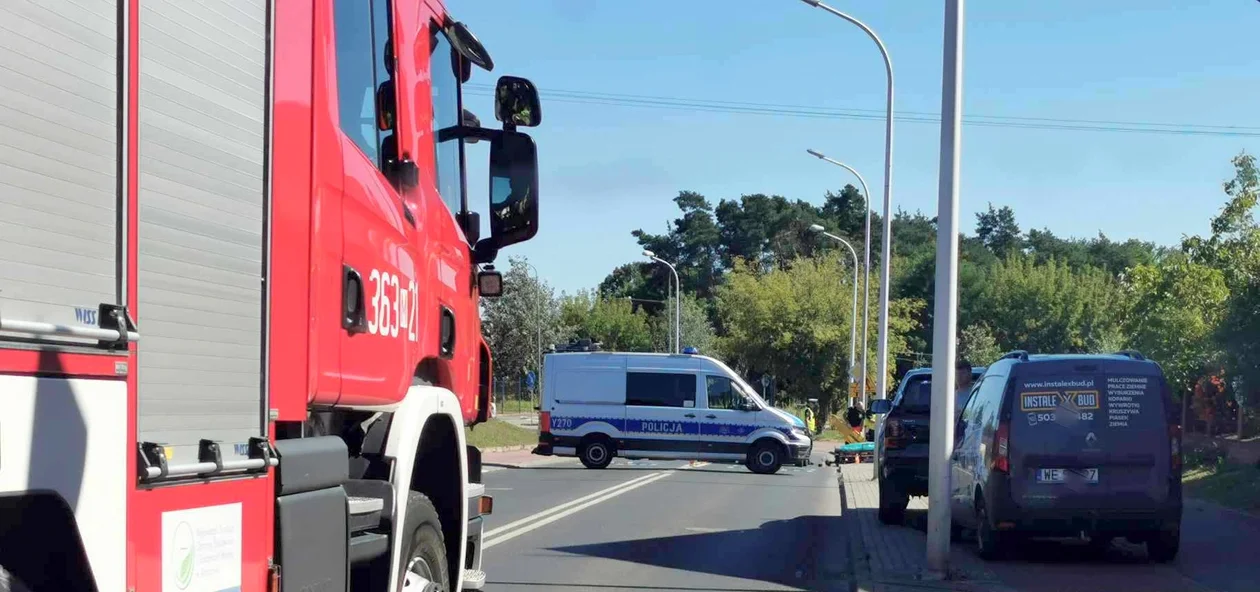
<box><xmin>531</xmin><ymin>347</ymin><xmax>812</xmax><ymax>474</ymax></box>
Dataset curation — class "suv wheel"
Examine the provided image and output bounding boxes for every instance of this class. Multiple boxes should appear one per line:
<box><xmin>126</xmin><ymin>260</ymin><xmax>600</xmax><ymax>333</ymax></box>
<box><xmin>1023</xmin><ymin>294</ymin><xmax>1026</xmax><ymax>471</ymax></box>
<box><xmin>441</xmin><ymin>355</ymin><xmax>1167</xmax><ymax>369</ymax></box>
<box><xmin>579</xmin><ymin>437</ymin><xmax>614</xmax><ymax>469</ymax></box>
<box><xmin>1146</xmin><ymin>527</ymin><xmax>1180</xmax><ymax>563</ymax></box>
<box><xmin>877</xmin><ymin>474</ymin><xmax>907</xmax><ymax>524</ymax></box>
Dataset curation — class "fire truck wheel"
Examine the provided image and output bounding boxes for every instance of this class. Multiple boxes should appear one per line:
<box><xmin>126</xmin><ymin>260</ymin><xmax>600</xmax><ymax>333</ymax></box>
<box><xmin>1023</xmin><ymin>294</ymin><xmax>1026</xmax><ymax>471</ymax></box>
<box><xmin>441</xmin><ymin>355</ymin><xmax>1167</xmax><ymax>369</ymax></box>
<box><xmin>399</xmin><ymin>493</ymin><xmax>449</xmax><ymax>592</ymax></box>
<box><xmin>0</xmin><ymin>566</ymin><xmax>32</xmax><ymax>592</ymax></box>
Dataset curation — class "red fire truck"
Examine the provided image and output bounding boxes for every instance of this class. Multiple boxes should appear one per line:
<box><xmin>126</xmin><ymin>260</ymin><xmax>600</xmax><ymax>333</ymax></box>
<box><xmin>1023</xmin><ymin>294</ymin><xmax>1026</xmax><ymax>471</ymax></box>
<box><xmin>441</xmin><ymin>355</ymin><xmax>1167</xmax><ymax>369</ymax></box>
<box><xmin>0</xmin><ymin>0</ymin><xmax>540</xmax><ymax>590</ymax></box>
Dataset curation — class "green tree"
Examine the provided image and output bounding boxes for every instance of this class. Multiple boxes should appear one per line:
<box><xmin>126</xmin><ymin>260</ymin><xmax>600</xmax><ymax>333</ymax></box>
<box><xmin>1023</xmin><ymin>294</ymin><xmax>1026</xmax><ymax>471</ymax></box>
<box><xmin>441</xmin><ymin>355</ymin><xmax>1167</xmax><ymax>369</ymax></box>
<box><xmin>716</xmin><ymin>254</ymin><xmax>919</xmax><ymax>417</ymax></box>
<box><xmin>558</xmin><ymin>291</ymin><xmax>653</xmax><ymax>352</ymax></box>
<box><xmin>1185</xmin><ymin>152</ymin><xmax>1260</xmax><ymax>407</ymax></box>
<box><xmin>976</xmin><ymin>255</ymin><xmax>1129</xmax><ymax>354</ymax></box>
<box><xmin>632</xmin><ymin>191</ymin><xmax>723</xmax><ymax>300</ymax></box>
<box><xmin>1122</xmin><ymin>253</ymin><xmax>1228</xmax><ymax>406</ymax></box>
<box><xmin>958</xmin><ymin>323</ymin><xmax>1002</xmax><ymax>366</ymax></box>
<box><xmin>975</xmin><ymin>203</ymin><xmax>1023</xmax><ymax>257</ymax></box>
<box><xmin>480</xmin><ymin>257</ymin><xmax>566</xmax><ymax>387</ymax></box>
<box><xmin>648</xmin><ymin>293</ymin><xmax>717</xmax><ymax>355</ymax></box>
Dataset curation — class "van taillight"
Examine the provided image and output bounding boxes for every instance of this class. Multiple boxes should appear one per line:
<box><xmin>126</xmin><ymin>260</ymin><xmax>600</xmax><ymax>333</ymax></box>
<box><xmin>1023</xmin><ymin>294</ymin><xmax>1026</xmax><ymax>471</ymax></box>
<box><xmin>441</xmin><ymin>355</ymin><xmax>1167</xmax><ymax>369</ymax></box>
<box><xmin>1170</xmin><ymin>423</ymin><xmax>1181</xmax><ymax>472</ymax></box>
<box><xmin>540</xmin><ymin>411</ymin><xmax>551</xmax><ymax>434</ymax></box>
<box><xmin>992</xmin><ymin>420</ymin><xmax>1010</xmax><ymax>473</ymax></box>
<box><xmin>884</xmin><ymin>419</ymin><xmax>906</xmax><ymax>450</ymax></box>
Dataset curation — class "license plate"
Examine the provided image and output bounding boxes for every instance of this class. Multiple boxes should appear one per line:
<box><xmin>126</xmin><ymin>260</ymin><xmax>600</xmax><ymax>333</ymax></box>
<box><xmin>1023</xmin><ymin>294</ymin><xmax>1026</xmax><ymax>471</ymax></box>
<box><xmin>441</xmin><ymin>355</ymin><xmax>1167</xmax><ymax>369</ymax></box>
<box><xmin>1075</xmin><ymin>468</ymin><xmax>1099</xmax><ymax>483</ymax></box>
<box><xmin>1036</xmin><ymin>468</ymin><xmax>1099</xmax><ymax>483</ymax></box>
<box><xmin>1036</xmin><ymin>468</ymin><xmax>1065</xmax><ymax>483</ymax></box>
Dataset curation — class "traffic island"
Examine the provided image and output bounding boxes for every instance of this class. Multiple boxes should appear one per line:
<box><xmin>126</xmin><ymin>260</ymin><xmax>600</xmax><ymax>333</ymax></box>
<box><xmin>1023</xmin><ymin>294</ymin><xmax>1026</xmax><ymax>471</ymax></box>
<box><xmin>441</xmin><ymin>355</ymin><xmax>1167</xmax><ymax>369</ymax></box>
<box><xmin>838</xmin><ymin>463</ymin><xmax>1015</xmax><ymax>592</ymax></box>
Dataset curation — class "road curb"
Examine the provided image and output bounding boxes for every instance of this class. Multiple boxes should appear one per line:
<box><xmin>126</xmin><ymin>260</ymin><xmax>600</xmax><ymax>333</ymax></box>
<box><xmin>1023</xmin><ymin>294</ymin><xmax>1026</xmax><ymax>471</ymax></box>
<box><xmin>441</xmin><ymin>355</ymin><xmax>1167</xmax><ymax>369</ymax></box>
<box><xmin>481</xmin><ymin>444</ymin><xmax>533</xmax><ymax>454</ymax></box>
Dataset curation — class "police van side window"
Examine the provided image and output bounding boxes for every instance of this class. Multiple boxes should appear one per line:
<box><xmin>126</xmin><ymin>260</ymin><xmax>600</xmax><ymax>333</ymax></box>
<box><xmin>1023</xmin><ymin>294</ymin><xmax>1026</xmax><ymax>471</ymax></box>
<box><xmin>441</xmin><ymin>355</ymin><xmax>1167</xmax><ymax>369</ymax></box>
<box><xmin>706</xmin><ymin>376</ymin><xmax>737</xmax><ymax>410</ymax></box>
<box><xmin>627</xmin><ymin>372</ymin><xmax>697</xmax><ymax>408</ymax></box>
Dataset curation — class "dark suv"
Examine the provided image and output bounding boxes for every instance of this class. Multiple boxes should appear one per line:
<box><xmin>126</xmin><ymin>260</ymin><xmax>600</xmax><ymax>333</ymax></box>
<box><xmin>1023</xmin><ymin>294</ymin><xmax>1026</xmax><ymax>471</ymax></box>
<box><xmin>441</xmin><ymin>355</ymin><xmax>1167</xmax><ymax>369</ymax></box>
<box><xmin>948</xmin><ymin>351</ymin><xmax>1182</xmax><ymax>561</ymax></box>
<box><xmin>870</xmin><ymin>365</ymin><xmax>985</xmax><ymax>524</ymax></box>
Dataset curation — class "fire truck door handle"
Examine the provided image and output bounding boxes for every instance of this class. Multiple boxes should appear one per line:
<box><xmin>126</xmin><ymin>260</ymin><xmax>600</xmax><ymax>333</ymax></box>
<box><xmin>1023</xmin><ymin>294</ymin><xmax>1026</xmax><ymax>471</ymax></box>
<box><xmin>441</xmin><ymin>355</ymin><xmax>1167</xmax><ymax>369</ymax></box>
<box><xmin>342</xmin><ymin>265</ymin><xmax>368</xmax><ymax>333</ymax></box>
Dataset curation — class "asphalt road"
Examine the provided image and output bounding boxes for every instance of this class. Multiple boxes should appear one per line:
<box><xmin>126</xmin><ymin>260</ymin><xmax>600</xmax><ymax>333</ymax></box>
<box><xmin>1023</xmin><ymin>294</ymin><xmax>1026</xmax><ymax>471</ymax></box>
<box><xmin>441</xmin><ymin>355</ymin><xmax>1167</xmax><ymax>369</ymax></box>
<box><xmin>480</xmin><ymin>454</ymin><xmax>849</xmax><ymax>592</ymax></box>
<box><xmin>480</xmin><ymin>451</ymin><xmax>1260</xmax><ymax>592</ymax></box>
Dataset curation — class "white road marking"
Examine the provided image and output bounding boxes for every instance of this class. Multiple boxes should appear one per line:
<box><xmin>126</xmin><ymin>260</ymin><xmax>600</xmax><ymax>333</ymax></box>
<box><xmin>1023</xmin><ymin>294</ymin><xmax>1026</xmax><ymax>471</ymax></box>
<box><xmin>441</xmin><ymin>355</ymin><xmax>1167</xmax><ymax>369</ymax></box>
<box><xmin>484</xmin><ymin>470</ymin><xmax>665</xmax><ymax>539</ymax></box>
<box><xmin>484</xmin><ymin>471</ymin><xmax>674</xmax><ymax>549</ymax></box>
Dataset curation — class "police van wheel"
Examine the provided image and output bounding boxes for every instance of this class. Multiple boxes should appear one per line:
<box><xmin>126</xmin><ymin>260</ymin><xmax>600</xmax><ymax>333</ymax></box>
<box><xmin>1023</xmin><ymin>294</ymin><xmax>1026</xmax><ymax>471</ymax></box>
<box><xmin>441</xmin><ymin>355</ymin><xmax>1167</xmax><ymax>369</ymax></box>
<box><xmin>579</xmin><ymin>437</ymin><xmax>614</xmax><ymax>469</ymax></box>
<box><xmin>747</xmin><ymin>441</ymin><xmax>783</xmax><ymax>475</ymax></box>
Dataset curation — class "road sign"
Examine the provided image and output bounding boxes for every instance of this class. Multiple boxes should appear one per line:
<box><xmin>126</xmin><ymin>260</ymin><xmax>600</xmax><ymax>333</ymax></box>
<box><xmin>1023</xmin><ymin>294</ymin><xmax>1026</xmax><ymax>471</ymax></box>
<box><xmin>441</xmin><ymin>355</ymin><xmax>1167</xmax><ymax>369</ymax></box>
<box><xmin>524</xmin><ymin>371</ymin><xmax>536</xmax><ymax>391</ymax></box>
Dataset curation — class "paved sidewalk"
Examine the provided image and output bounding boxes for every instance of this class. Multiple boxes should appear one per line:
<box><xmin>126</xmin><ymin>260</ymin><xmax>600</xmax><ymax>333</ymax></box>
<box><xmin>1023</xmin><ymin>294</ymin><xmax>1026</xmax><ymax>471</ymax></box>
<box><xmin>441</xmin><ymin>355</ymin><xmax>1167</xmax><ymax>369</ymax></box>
<box><xmin>839</xmin><ymin>463</ymin><xmax>1015</xmax><ymax>592</ymax></box>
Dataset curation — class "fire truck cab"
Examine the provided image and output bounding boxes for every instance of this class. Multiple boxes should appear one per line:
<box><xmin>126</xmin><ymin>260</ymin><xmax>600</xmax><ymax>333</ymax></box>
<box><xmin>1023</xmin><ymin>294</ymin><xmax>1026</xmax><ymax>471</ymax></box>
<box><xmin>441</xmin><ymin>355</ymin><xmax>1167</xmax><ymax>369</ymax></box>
<box><xmin>0</xmin><ymin>0</ymin><xmax>538</xmax><ymax>590</ymax></box>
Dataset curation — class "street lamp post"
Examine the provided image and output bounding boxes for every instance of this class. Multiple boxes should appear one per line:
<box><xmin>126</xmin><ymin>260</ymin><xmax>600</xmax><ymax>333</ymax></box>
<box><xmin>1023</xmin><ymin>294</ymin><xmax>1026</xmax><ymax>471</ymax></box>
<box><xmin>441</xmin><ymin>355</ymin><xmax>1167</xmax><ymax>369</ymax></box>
<box><xmin>926</xmin><ymin>0</ymin><xmax>966</xmax><ymax>576</ymax></box>
<box><xmin>799</xmin><ymin>0</ymin><xmax>895</xmax><ymax>403</ymax></box>
<box><xmin>806</xmin><ymin>149</ymin><xmax>872</xmax><ymax>406</ymax></box>
<box><xmin>808</xmin><ymin>224</ymin><xmax>861</xmax><ymax>407</ymax></box>
<box><xmin>642</xmin><ymin>250</ymin><xmax>681</xmax><ymax>354</ymax></box>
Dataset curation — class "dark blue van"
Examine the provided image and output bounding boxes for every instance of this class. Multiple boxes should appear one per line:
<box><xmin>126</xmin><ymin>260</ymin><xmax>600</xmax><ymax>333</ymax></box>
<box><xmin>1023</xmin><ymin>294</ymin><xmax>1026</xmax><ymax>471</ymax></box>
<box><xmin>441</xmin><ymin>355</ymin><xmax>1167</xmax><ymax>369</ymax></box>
<box><xmin>948</xmin><ymin>351</ymin><xmax>1182</xmax><ymax>562</ymax></box>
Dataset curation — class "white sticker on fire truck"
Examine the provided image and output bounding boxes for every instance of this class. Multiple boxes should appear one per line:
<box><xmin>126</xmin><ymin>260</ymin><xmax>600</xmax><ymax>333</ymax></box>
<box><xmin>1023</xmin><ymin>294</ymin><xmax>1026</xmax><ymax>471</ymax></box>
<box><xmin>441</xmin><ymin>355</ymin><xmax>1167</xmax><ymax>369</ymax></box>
<box><xmin>161</xmin><ymin>503</ymin><xmax>242</xmax><ymax>592</ymax></box>
<box><xmin>368</xmin><ymin>268</ymin><xmax>419</xmax><ymax>342</ymax></box>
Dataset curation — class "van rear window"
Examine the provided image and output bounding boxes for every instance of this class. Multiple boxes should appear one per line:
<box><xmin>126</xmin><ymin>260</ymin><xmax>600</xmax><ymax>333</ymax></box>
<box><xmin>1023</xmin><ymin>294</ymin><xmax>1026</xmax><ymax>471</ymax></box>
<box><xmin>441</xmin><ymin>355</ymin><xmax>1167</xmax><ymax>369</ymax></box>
<box><xmin>896</xmin><ymin>371</ymin><xmax>982</xmax><ymax>412</ymax></box>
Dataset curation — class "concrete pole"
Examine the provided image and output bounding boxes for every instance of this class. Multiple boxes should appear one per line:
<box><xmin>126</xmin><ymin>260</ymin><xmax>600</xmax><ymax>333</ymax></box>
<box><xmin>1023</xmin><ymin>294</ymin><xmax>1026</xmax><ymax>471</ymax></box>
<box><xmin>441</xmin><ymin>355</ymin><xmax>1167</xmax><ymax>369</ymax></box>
<box><xmin>926</xmin><ymin>0</ymin><xmax>966</xmax><ymax>577</ymax></box>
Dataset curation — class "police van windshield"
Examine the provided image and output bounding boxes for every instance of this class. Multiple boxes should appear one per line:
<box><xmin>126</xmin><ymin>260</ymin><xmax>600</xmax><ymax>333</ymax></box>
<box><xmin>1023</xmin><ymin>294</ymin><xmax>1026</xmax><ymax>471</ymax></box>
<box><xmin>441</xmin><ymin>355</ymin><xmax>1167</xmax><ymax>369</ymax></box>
<box><xmin>708</xmin><ymin>357</ymin><xmax>768</xmax><ymax>409</ymax></box>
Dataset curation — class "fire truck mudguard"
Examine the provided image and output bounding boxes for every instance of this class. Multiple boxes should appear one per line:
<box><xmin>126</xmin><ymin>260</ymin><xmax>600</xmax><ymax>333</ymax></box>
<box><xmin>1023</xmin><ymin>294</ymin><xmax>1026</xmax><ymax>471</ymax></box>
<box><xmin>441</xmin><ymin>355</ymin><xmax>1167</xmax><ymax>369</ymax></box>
<box><xmin>272</xmin><ymin>436</ymin><xmax>350</xmax><ymax>592</ymax></box>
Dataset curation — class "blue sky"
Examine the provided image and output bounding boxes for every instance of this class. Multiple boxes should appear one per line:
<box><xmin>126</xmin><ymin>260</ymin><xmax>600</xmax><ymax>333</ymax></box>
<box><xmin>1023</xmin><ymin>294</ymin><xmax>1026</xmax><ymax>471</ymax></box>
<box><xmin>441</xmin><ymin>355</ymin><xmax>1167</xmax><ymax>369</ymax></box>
<box><xmin>456</xmin><ymin>0</ymin><xmax>1260</xmax><ymax>295</ymax></box>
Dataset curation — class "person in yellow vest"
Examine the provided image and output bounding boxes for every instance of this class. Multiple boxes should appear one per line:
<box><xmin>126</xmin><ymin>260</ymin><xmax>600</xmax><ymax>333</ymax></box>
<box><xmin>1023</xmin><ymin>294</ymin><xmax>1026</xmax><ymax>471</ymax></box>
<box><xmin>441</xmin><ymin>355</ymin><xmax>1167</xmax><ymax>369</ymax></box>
<box><xmin>803</xmin><ymin>405</ymin><xmax>817</xmax><ymax>435</ymax></box>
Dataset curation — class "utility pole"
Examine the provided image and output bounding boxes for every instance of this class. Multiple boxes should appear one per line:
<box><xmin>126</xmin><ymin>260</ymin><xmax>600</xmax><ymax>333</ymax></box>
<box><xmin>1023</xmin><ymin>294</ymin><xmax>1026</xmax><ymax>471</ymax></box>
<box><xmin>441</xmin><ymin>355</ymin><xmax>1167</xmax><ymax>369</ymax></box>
<box><xmin>926</xmin><ymin>0</ymin><xmax>966</xmax><ymax>577</ymax></box>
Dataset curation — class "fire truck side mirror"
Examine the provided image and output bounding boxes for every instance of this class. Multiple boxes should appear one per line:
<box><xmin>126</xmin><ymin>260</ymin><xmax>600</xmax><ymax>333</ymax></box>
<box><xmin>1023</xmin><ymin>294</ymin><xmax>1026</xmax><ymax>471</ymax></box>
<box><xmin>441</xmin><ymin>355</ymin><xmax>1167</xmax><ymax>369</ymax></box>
<box><xmin>477</xmin><ymin>269</ymin><xmax>504</xmax><ymax>298</ymax></box>
<box><xmin>485</xmin><ymin>130</ymin><xmax>539</xmax><ymax>248</ymax></box>
<box><xmin>494</xmin><ymin>76</ymin><xmax>541</xmax><ymax>128</ymax></box>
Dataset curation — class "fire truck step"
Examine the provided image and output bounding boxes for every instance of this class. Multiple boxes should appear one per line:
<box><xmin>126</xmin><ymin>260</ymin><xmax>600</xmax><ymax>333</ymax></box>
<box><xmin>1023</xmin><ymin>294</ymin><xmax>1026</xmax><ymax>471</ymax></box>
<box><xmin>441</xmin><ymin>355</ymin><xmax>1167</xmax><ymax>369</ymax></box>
<box><xmin>461</xmin><ymin>569</ymin><xmax>487</xmax><ymax>590</ymax></box>
<box><xmin>343</xmin><ymin>479</ymin><xmax>393</xmax><ymax>534</ymax></box>
<box><xmin>347</xmin><ymin>496</ymin><xmax>384</xmax><ymax>533</ymax></box>
<box><xmin>348</xmin><ymin>532</ymin><xmax>389</xmax><ymax>565</ymax></box>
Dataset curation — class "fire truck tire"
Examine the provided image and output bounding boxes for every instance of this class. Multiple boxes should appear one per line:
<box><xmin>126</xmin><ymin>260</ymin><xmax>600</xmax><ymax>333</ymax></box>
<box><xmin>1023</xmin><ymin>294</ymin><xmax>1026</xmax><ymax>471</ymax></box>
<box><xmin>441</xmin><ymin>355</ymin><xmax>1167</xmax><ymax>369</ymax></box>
<box><xmin>399</xmin><ymin>492</ymin><xmax>450</xmax><ymax>591</ymax></box>
<box><xmin>0</xmin><ymin>566</ymin><xmax>32</xmax><ymax>592</ymax></box>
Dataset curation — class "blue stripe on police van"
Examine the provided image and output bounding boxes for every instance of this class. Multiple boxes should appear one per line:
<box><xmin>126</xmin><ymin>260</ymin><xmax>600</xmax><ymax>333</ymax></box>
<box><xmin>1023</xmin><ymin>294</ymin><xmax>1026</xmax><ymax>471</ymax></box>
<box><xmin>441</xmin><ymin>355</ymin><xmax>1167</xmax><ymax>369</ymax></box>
<box><xmin>701</xmin><ymin>422</ymin><xmax>757</xmax><ymax>437</ymax></box>
<box><xmin>550</xmin><ymin>416</ymin><xmax>626</xmax><ymax>431</ymax></box>
<box><xmin>624</xmin><ymin>418</ymin><xmax>701</xmax><ymax>436</ymax></box>
<box><xmin>551</xmin><ymin>416</ymin><xmax>795</xmax><ymax>438</ymax></box>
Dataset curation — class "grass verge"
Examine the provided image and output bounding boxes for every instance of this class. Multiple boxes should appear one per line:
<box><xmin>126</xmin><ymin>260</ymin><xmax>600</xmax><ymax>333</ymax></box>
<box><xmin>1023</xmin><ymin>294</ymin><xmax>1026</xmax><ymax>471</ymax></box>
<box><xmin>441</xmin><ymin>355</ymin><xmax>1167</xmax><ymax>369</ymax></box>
<box><xmin>495</xmin><ymin>398</ymin><xmax>536</xmax><ymax>415</ymax></box>
<box><xmin>465</xmin><ymin>419</ymin><xmax>538</xmax><ymax>449</ymax></box>
<box><xmin>1182</xmin><ymin>445</ymin><xmax>1260</xmax><ymax>515</ymax></box>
